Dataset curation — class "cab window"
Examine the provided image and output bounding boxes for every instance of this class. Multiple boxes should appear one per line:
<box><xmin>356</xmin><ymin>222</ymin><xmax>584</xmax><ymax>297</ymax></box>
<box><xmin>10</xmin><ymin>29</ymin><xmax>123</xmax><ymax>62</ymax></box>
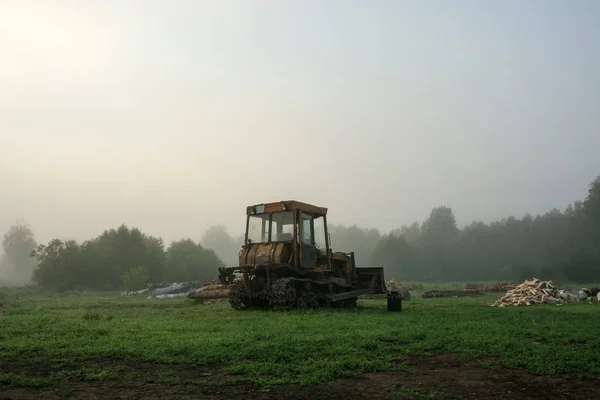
<box><xmin>301</xmin><ymin>213</ymin><xmax>313</xmax><ymax>244</ymax></box>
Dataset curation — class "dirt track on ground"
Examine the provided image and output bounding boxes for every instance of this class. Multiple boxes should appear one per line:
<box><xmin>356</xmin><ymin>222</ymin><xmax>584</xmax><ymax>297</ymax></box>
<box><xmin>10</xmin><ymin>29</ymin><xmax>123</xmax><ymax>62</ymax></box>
<box><xmin>2</xmin><ymin>354</ymin><xmax>598</xmax><ymax>399</ymax></box>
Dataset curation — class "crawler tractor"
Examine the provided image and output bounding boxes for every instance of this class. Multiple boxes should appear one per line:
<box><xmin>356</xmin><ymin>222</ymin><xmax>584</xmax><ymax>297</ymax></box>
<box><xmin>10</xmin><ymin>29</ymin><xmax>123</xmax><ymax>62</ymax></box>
<box><xmin>218</xmin><ymin>200</ymin><xmax>389</xmax><ymax>310</ymax></box>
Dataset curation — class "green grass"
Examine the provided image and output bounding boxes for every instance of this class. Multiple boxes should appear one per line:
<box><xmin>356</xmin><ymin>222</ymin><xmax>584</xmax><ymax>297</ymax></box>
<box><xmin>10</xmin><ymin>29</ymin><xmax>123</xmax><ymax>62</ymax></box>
<box><xmin>1</xmin><ymin>287</ymin><xmax>600</xmax><ymax>388</ymax></box>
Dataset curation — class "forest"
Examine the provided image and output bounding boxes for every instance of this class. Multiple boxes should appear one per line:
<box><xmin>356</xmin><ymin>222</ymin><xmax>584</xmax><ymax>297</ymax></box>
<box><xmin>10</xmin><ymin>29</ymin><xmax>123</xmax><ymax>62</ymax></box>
<box><xmin>1</xmin><ymin>175</ymin><xmax>599</xmax><ymax>290</ymax></box>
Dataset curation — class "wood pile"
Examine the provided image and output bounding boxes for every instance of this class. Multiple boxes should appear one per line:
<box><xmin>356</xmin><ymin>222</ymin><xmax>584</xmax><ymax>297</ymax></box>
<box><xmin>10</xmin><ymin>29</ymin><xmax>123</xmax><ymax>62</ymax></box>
<box><xmin>188</xmin><ymin>281</ymin><xmax>233</xmax><ymax>302</ymax></box>
<box><xmin>358</xmin><ymin>293</ymin><xmax>388</xmax><ymax>300</ymax></box>
<box><xmin>387</xmin><ymin>279</ymin><xmax>412</xmax><ymax>300</ymax></box>
<box><xmin>490</xmin><ymin>278</ymin><xmax>563</xmax><ymax>307</ymax></box>
<box><xmin>120</xmin><ymin>279</ymin><xmax>236</xmax><ymax>302</ymax></box>
<box><xmin>421</xmin><ymin>289</ymin><xmax>481</xmax><ymax>298</ymax></box>
<box><xmin>202</xmin><ymin>298</ymin><xmax>230</xmax><ymax>305</ymax></box>
<box><xmin>464</xmin><ymin>282</ymin><xmax>516</xmax><ymax>292</ymax></box>
<box><xmin>360</xmin><ymin>279</ymin><xmax>412</xmax><ymax>300</ymax></box>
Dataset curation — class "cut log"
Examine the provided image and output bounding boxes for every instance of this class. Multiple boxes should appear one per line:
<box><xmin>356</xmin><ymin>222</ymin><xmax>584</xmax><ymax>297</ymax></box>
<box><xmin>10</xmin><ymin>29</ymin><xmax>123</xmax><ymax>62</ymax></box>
<box><xmin>201</xmin><ymin>284</ymin><xmax>229</xmax><ymax>291</ymax></box>
<box><xmin>188</xmin><ymin>289</ymin><xmax>230</xmax><ymax>300</ymax></box>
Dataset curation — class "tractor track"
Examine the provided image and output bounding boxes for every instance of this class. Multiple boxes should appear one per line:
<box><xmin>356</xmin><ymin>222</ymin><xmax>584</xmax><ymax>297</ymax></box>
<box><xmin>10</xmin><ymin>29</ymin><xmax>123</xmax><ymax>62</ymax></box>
<box><xmin>228</xmin><ymin>276</ymin><xmax>358</xmax><ymax>311</ymax></box>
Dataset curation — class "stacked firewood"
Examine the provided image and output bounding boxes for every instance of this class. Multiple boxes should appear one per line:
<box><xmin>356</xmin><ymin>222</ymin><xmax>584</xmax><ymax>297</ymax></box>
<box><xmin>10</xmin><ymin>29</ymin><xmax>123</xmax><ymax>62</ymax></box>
<box><xmin>490</xmin><ymin>278</ymin><xmax>562</xmax><ymax>307</ymax></box>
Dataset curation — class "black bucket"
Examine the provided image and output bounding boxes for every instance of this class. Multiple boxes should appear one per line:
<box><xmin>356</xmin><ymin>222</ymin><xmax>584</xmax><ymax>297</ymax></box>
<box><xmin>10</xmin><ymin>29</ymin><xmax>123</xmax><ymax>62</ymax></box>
<box><xmin>387</xmin><ymin>291</ymin><xmax>402</xmax><ymax>312</ymax></box>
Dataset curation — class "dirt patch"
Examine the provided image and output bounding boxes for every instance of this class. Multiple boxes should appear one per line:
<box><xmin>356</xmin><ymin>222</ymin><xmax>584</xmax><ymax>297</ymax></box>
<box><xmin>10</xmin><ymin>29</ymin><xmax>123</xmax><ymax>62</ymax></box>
<box><xmin>1</xmin><ymin>354</ymin><xmax>598</xmax><ymax>400</ymax></box>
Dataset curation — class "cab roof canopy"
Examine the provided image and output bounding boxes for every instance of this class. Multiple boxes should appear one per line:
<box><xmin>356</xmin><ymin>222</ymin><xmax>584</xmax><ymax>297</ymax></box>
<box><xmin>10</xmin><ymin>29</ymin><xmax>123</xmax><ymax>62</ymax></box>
<box><xmin>246</xmin><ymin>200</ymin><xmax>328</xmax><ymax>218</ymax></box>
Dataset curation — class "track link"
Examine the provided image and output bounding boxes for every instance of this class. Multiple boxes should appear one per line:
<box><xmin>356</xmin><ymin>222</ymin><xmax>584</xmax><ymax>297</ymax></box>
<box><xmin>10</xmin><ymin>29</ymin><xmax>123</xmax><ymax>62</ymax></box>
<box><xmin>267</xmin><ymin>277</ymin><xmax>352</xmax><ymax>310</ymax></box>
<box><xmin>229</xmin><ymin>275</ymin><xmax>359</xmax><ymax>311</ymax></box>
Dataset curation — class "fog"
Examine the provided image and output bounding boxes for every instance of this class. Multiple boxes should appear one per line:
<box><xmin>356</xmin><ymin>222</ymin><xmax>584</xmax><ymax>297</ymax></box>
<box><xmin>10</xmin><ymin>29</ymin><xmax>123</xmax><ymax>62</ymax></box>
<box><xmin>2</xmin><ymin>0</ymin><xmax>600</xmax><ymax>248</ymax></box>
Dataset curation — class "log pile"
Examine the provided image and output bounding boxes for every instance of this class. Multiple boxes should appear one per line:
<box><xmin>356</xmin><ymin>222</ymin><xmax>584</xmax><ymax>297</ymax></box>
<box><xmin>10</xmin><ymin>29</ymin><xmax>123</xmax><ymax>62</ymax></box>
<box><xmin>359</xmin><ymin>279</ymin><xmax>412</xmax><ymax>300</ymax></box>
<box><xmin>118</xmin><ymin>278</ymin><xmax>236</xmax><ymax>303</ymax></box>
<box><xmin>464</xmin><ymin>282</ymin><xmax>516</xmax><ymax>292</ymax></box>
<box><xmin>120</xmin><ymin>281</ymin><xmax>203</xmax><ymax>298</ymax></box>
<box><xmin>490</xmin><ymin>278</ymin><xmax>563</xmax><ymax>307</ymax></box>
<box><xmin>188</xmin><ymin>280</ymin><xmax>235</xmax><ymax>304</ymax></box>
<box><xmin>154</xmin><ymin>281</ymin><xmax>203</xmax><ymax>296</ymax></box>
<box><xmin>421</xmin><ymin>289</ymin><xmax>481</xmax><ymax>298</ymax></box>
<box><xmin>358</xmin><ymin>293</ymin><xmax>388</xmax><ymax>300</ymax></box>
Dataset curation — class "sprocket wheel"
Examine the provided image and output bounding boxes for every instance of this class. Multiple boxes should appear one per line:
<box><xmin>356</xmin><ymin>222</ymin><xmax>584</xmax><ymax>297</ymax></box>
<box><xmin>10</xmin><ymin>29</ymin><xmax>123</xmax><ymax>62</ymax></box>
<box><xmin>297</xmin><ymin>292</ymin><xmax>320</xmax><ymax>309</ymax></box>
<box><xmin>285</xmin><ymin>287</ymin><xmax>297</xmax><ymax>307</ymax></box>
<box><xmin>228</xmin><ymin>279</ymin><xmax>248</xmax><ymax>310</ymax></box>
<box><xmin>269</xmin><ymin>278</ymin><xmax>297</xmax><ymax>310</ymax></box>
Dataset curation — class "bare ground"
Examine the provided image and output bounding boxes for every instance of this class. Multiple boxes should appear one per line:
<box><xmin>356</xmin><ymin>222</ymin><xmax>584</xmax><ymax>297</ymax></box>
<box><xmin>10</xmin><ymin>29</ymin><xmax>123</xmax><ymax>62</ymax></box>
<box><xmin>1</xmin><ymin>354</ymin><xmax>599</xmax><ymax>400</ymax></box>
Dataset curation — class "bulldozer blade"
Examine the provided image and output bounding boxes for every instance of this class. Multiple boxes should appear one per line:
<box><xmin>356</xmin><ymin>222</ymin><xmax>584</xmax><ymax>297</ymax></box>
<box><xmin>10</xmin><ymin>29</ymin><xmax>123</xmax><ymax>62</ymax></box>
<box><xmin>355</xmin><ymin>267</ymin><xmax>387</xmax><ymax>294</ymax></box>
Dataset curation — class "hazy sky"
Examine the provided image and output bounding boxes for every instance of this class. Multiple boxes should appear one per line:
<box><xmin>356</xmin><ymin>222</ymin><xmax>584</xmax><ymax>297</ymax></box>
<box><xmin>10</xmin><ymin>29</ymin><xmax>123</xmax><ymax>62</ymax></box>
<box><xmin>1</xmin><ymin>0</ymin><xmax>599</xmax><ymax>246</ymax></box>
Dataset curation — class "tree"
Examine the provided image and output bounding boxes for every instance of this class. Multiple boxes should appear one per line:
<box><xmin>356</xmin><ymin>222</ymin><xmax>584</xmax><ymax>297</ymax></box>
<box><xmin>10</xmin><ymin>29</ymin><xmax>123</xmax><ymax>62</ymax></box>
<box><xmin>201</xmin><ymin>225</ymin><xmax>243</xmax><ymax>267</ymax></box>
<box><xmin>78</xmin><ymin>224</ymin><xmax>166</xmax><ymax>289</ymax></box>
<box><xmin>371</xmin><ymin>234</ymin><xmax>418</xmax><ymax>279</ymax></box>
<box><xmin>562</xmin><ymin>176</ymin><xmax>600</xmax><ymax>282</ymax></box>
<box><xmin>30</xmin><ymin>224</ymin><xmax>167</xmax><ymax>291</ymax></box>
<box><xmin>31</xmin><ymin>239</ymin><xmax>83</xmax><ymax>291</ymax></box>
<box><xmin>455</xmin><ymin>221</ymin><xmax>492</xmax><ymax>280</ymax></box>
<box><xmin>420</xmin><ymin>206</ymin><xmax>459</xmax><ymax>244</ymax></box>
<box><xmin>583</xmin><ymin>176</ymin><xmax>600</xmax><ymax>252</ymax></box>
<box><xmin>0</xmin><ymin>220</ymin><xmax>38</xmax><ymax>285</ymax></box>
<box><xmin>328</xmin><ymin>224</ymin><xmax>381</xmax><ymax>265</ymax></box>
<box><xmin>164</xmin><ymin>239</ymin><xmax>225</xmax><ymax>283</ymax></box>
<box><xmin>419</xmin><ymin>206</ymin><xmax>459</xmax><ymax>280</ymax></box>
<box><xmin>392</xmin><ymin>221</ymin><xmax>421</xmax><ymax>245</ymax></box>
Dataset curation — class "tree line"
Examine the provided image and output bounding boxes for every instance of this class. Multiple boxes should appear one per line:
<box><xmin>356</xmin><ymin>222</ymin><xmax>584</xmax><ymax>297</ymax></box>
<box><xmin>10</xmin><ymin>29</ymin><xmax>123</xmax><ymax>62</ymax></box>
<box><xmin>362</xmin><ymin>176</ymin><xmax>600</xmax><ymax>284</ymax></box>
<box><xmin>0</xmin><ymin>224</ymin><xmax>227</xmax><ymax>291</ymax></box>
<box><xmin>330</xmin><ymin>175</ymin><xmax>600</xmax><ymax>284</ymax></box>
<box><xmin>1</xmin><ymin>175</ymin><xmax>599</xmax><ymax>290</ymax></box>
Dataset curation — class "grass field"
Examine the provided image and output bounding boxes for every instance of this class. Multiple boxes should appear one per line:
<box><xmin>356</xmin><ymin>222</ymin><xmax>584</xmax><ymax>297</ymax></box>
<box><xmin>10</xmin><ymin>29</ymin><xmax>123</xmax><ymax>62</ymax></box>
<box><xmin>1</xmin><ymin>286</ymin><xmax>599</xmax><ymax>399</ymax></box>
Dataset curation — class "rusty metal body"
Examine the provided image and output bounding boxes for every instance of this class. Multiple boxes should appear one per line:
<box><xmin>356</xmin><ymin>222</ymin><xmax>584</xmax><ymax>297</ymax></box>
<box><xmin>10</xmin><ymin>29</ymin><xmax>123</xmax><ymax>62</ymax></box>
<box><xmin>218</xmin><ymin>200</ymin><xmax>388</xmax><ymax>310</ymax></box>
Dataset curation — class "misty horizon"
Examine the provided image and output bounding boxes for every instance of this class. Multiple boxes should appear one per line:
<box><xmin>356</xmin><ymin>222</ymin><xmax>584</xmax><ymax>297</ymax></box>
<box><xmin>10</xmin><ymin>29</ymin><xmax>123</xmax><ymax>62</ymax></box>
<box><xmin>2</xmin><ymin>1</ymin><xmax>599</xmax><ymax>248</ymax></box>
<box><xmin>0</xmin><ymin>181</ymin><xmax>595</xmax><ymax>250</ymax></box>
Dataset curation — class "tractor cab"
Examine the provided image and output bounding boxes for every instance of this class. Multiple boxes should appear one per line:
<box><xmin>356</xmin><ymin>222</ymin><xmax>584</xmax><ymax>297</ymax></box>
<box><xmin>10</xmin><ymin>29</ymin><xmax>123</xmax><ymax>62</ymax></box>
<box><xmin>241</xmin><ymin>200</ymin><xmax>331</xmax><ymax>269</ymax></box>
